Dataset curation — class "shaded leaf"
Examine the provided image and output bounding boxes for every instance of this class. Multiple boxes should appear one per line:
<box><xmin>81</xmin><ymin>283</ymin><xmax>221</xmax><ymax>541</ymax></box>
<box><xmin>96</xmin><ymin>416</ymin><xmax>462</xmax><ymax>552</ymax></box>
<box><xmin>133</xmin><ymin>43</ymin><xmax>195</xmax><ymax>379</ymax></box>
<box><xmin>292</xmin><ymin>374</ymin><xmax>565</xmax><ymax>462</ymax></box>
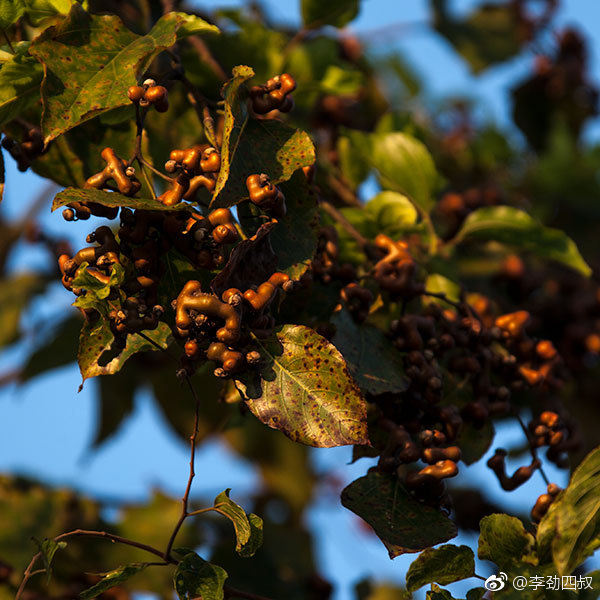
<box><xmin>24</xmin><ymin>0</ymin><xmax>81</xmax><ymax>27</ymax></box>
<box><xmin>0</xmin><ymin>272</ymin><xmax>44</xmax><ymax>349</ymax></box>
<box><xmin>432</xmin><ymin>0</ymin><xmax>524</xmax><ymax>74</ymax></box>
<box><xmin>94</xmin><ymin>366</ymin><xmax>137</xmax><ymax>447</ymax></box>
<box><xmin>20</xmin><ymin>315</ymin><xmax>81</xmax><ymax>382</ymax></box>
<box><xmin>174</xmin><ymin>552</ymin><xmax>227</xmax><ymax>600</ymax></box>
<box><xmin>341</xmin><ymin>472</ymin><xmax>458</xmax><ymax>558</ymax></box>
<box><xmin>332</xmin><ymin>308</ymin><xmax>407</xmax><ymax>396</ymax></box>
<box><xmin>0</xmin><ymin>52</ymin><xmax>43</xmax><ymax>127</ymax></box>
<box><xmin>80</xmin><ymin>563</ymin><xmax>147</xmax><ymax>599</ymax></box>
<box><xmin>52</xmin><ymin>187</ymin><xmax>188</xmax><ymax>212</ymax></box>
<box><xmin>235</xmin><ymin>325</ymin><xmax>368</xmax><ymax>448</ymax></box>
<box><xmin>211</xmin><ymin>221</ymin><xmax>277</xmax><ymax>295</ymax></box>
<box><xmin>29</xmin><ymin>6</ymin><xmax>218</xmax><ymax>143</ymax></box>
<box><xmin>77</xmin><ymin>319</ymin><xmax>171</xmax><ymax>386</ymax></box>
<box><xmin>406</xmin><ymin>544</ymin><xmax>475</xmax><ymax>591</ymax></box>
<box><xmin>537</xmin><ymin>445</ymin><xmax>600</xmax><ymax>575</ymax></box>
<box><xmin>301</xmin><ymin>0</ymin><xmax>360</xmax><ymax>28</ymax></box>
<box><xmin>453</xmin><ymin>206</ymin><xmax>591</xmax><ymax>277</ymax></box>
<box><xmin>466</xmin><ymin>590</ymin><xmax>485</xmax><ymax>600</ymax></box>
<box><xmin>478</xmin><ymin>514</ymin><xmax>534</xmax><ymax>569</ymax></box>
<box><xmin>370</xmin><ymin>132</ymin><xmax>438</xmax><ymax>214</ymax></box>
<box><xmin>212</xmin><ymin>118</ymin><xmax>315</xmax><ymax>209</ymax></box>
<box><xmin>455</xmin><ymin>419</ymin><xmax>494</xmax><ymax>466</ymax></box>
<box><xmin>269</xmin><ymin>170</ymin><xmax>318</xmax><ymax>278</ymax></box>
<box><xmin>0</xmin><ymin>0</ymin><xmax>25</xmax><ymax>30</ymax></box>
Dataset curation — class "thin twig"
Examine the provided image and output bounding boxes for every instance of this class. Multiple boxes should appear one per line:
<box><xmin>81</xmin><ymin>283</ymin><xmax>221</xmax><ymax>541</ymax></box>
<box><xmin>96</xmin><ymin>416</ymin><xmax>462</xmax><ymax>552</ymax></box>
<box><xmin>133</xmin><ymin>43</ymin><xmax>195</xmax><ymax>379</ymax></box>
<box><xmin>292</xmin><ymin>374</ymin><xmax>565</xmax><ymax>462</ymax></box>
<box><xmin>326</xmin><ymin>174</ymin><xmax>362</xmax><ymax>207</ymax></box>
<box><xmin>164</xmin><ymin>375</ymin><xmax>201</xmax><ymax>560</ymax></box>
<box><xmin>320</xmin><ymin>200</ymin><xmax>367</xmax><ymax>248</ymax></box>
<box><xmin>224</xmin><ymin>587</ymin><xmax>275</xmax><ymax>600</ymax></box>
<box><xmin>139</xmin><ymin>156</ymin><xmax>173</xmax><ymax>182</ymax></box>
<box><xmin>515</xmin><ymin>413</ymin><xmax>551</xmax><ymax>486</ymax></box>
<box><xmin>17</xmin><ymin>530</ymin><xmax>176</xmax><ymax>600</ymax></box>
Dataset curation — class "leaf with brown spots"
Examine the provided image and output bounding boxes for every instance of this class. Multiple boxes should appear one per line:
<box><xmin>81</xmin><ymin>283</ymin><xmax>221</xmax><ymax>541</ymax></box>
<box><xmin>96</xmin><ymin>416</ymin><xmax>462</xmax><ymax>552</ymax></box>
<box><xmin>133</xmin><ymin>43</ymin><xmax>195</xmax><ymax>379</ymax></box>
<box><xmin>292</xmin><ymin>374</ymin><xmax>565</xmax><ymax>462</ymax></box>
<box><xmin>52</xmin><ymin>187</ymin><xmax>189</xmax><ymax>212</ymax></box>
<box><xmin>235</xmin><ymin>324</ymin><xmax>368</xmax><ymax>448</ymax></box>
<box><xmin>29</xmin><ymin>6</ymin><xmax>219</xmax><ymax>144</ymax></box>
<box><xmin>77</xmin><ymin>319</ymin><xmax>172</xmax><ymax>388</ymax></box>
<box><xmin>332</xmin><ymin>308</ymin><xmax>408</xmax><ymax>396</ymax></box>
<box><xmin>341</xmin><ymin>471</ymin><xmax>458</xmax><ymax>558</ymax></box>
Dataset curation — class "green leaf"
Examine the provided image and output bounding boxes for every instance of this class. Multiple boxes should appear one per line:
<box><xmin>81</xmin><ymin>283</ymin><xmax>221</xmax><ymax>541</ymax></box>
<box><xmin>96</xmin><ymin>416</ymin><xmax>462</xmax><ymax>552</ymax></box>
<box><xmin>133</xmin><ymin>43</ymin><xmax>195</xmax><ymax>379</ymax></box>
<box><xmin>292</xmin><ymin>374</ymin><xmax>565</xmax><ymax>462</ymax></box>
<box><xmin>452</xmin><ymin>206</ymin><xmax>591</xmax><ymax>277</ymax></box>
<box><xmin>29</xmin><ymin>6</ymin><xmax>218</xmax><ymax>143</ymax></box>
<box><xmin>370</xmin><ymin>132</ymin><xmax>439</xmax><ymax>214</ymax></box>
<box><xmin>173</xmin><ymin>553</ymin><xmax>228</xmax><ymax>600</ymax></box>
<box><xmin>210</xmin><ymin>64</ymin><xmax>253</xmax><ymax>204</ymax></box>
<box><xmin>235</xmin><ymin>324</ymin><xmax>368</xmax><ymax>448</ymax></box>
<box><xmin>34</xmin><ymin>539</ymin><xmax>67</xmax><ymax>583</ymax></box>
<box><xmin>211</xmin><ymin>489</ymin><xmax>263</xmax><ymax>557</ymax></box>
<box><xmin>0</xmin><ymin>272</ymin><xmax>44</xmax><ymax>349</ymax></box>
<box><xmin>331</xmin><ymin>309</ymin><xmax>407</xmax><ymax>396</ymax></box>
<box><xmin>52</xmin><ymin>187</ymin><xmax>189</xmax><ymax>212</ymax></box>
<box><xmin>77</xmin><ymin>319</ymin><xmax>172</xmax><ymax>386</ymax></box>
<box><xmin>211</xmin><ymin>118</ymin><xmax>315</xmax><ymax>209</ymax></box>
<box><xmin>424</xmin><ymin>274</ymin><xmax>460</xmax><ymax>304</ymax></box>
<box><xmin>478</xmin><ymin>514</ymin><xmax>534</xmax><ymax>569</ymax></box>
<box><xmin>240</xmin><ymin>513</ymin><xmax>264</xmax><ymax>558</ymax></box>
<box><xmin>341</xmin><ymin>472</ymin><xmax>458</xmax><ymax>558</ymax></box>
<box><xmin>537</xmin><ymin>445</ymin><xmax>600</xmax><ymax>575</ymax></box>
<box><xmin>406</xmin><ymin>544</ymin><xmax>475</xmax><ymax>591</ymax></box>
<box><xmin>364</xmin><ymin>191</ymin><xmax>419</xmax><ymax>238</ymax></box>
<box><xmin>0</xmin><ymin>52</ymin><xmax>43</xmax><ymax>127</ymax></box>
<box><xmin>71</xmin><ymin>261</ymin><xmax>125</xmax><ymax>300</ymax></box>
<box><xmin>0</xmin><ymin>0</ymin><xmax>25</xmax><ymax>29</ymax></box>
<box><xmin>269</xmin><ymin>170</ymin><xmax>318</xmax><ymax>279</ymax></box>
<box><xmin>320</xmin><ymin>65</ymin><xmax>363</xmax><ymax>95</ymax></box>
<box><xmin>301</xmin><ymin>0</ymin><xmax>360</xmax><ymax>28</ymax></box>
<box><xmin>23</xmin><ymin>0</ymin><xmax>81</xmax><ymax>27</ymax></box>
<box><xmin>80</xmin><ymin>563</ymin><xmax>147</xmax><ymax>599</ymax></box>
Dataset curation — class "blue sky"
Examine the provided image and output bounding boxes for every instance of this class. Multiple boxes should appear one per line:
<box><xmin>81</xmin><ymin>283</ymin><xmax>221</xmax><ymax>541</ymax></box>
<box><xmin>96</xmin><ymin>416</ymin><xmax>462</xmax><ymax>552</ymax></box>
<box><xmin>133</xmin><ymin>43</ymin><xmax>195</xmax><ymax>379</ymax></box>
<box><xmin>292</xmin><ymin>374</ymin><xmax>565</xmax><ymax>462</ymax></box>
<box><xmin>1</xmin><ymin>1</ymin><xmax>599</xmax><ymax>599</ymax></box>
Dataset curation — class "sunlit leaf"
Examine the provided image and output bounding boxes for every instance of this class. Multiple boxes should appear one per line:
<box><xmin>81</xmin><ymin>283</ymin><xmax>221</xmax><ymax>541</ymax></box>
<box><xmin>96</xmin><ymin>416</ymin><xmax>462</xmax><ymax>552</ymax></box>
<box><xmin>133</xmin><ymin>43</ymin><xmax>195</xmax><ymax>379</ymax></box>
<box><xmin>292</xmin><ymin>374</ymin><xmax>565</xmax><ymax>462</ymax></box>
<box><xmin>235</xmin><ymin>325</ymin><xmax>368</xmax><ymax>448</ymax></box>
<box><xmin>77</xmin><ymin>319</ymin><xmax>171</xmax><ymax>386</ymax></box>
<box><xmin>29</xmin><ymin>6</ymin><xmax>218</xmax><ymax>143</ymax></box>
<box><xmin>0</xmin><ymin>52</ymin><xmax>43</xmax><ymax>127</ymax></box>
